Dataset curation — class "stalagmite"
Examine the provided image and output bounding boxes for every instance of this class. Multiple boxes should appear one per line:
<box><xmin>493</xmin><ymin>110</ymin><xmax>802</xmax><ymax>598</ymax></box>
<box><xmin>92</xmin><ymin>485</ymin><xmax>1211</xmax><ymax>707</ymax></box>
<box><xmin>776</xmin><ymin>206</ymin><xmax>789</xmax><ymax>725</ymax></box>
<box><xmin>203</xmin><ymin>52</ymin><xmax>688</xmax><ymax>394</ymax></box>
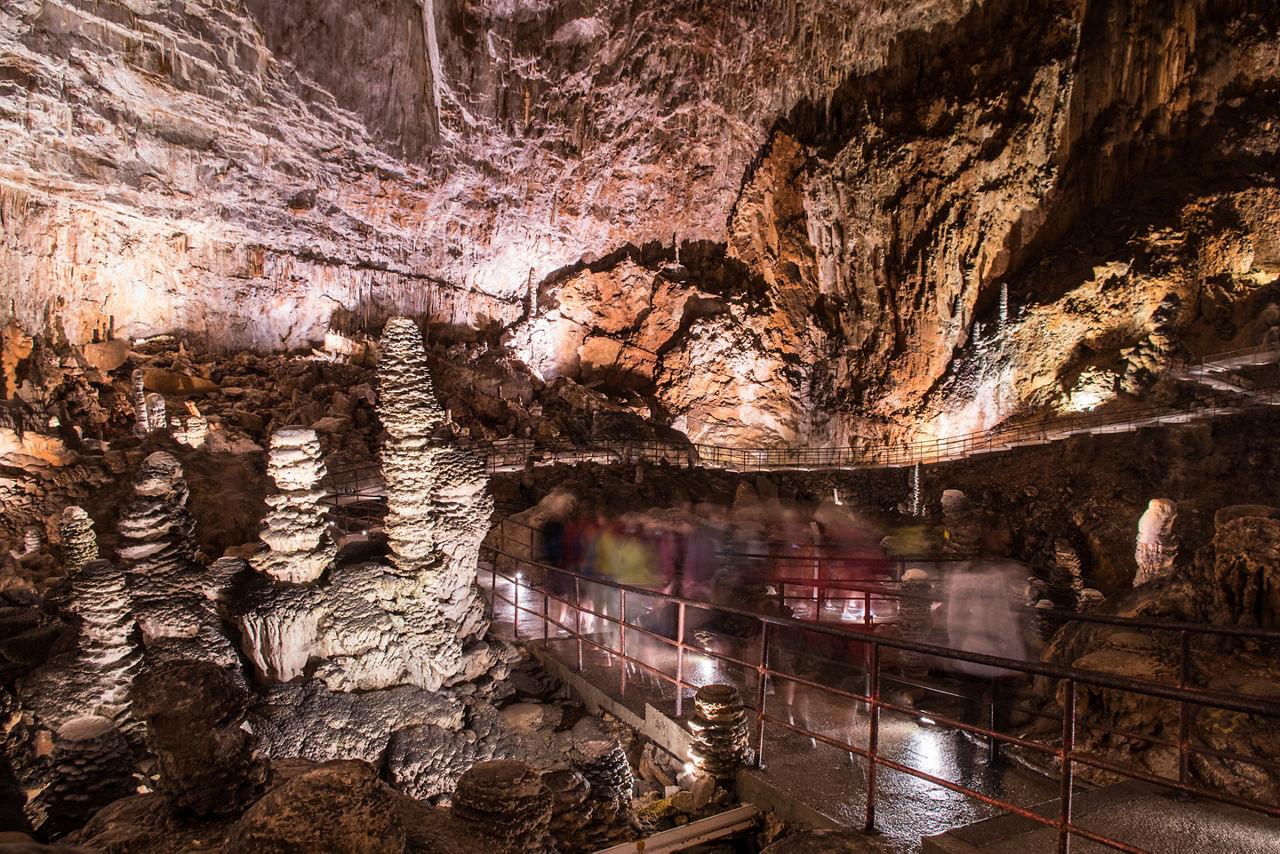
<box><xmin>131</xmin><ymin>370</ymin><xmax>147</xmax><ymax>436</ymax></box>
<box><xmin>1135</xmin><ymin>498</ymin><xmax>1178</xmax><ymax>585</ymax></box>
<box><xmin>251</xmin><ymin>427</ymin><xmax>335</xmax><ymax>583</ymax></box>
<box><xmin>118</xmin><ymin>452</ymin><xmax>237</xmax><ymax>668</ymax></box>
<box><xmin>312</xmin><ymin>315</ymin><xmax>493</xmax><ymax>691</ymax></box>
<box><xmin>22</xmin><ymin>525</ymin><xmax>42</xmax><ymax>555</ymax></box>
<box><xmin>1051</xmin><ymin>538</ymin><xmax>1085</xmax><ymax>601</ymax></box>
<box><xmin>173</xmin><ymin>401</ymin><xmax>209</xmax><ymax>448</ymax></box>
<box><xmin>37</xmin><ymin>716</ymin><xmax>136</xmax><ymax>838</ymax></box>
<box><xmin>452</xmin><ymin>760</ymin><xmax>554</xmax><ymax>854</ymax></box>
<box><xmin>58</xmin><ymin>506</ymin><xmax>98</xmax><ymax>574</ymax></box>
<box><xmin>17</xmin><ymin>558</ymin><xmax>142</xmax><ymax>729</ymax></box>
<box><xmin>687</xmin><ymin>684</ymin><xmax>750</xmax><ymax>781</ymax></box>
<box><xmin>144</xmin><ymin>392</ymin><xmax>167</xmax><ymax>433</ymax></box>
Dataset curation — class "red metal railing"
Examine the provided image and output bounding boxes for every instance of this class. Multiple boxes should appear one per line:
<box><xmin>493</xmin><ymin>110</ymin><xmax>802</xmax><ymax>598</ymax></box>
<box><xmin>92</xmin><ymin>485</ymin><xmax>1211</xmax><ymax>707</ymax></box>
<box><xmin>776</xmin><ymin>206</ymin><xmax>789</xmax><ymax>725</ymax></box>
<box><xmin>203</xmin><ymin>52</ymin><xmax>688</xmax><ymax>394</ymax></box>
<box><xmin>480</xmin><ymin>516</ymin><xmax>1280</xmax><ymax>853</ymax></box>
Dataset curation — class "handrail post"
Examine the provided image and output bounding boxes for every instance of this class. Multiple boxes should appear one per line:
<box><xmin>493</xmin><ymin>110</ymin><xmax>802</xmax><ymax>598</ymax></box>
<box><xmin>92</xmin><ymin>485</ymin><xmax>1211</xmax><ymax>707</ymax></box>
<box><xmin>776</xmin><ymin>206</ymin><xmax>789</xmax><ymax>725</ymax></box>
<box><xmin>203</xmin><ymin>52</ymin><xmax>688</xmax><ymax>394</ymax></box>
<box><xmin>575</xmin><ymin>576</ymin><xmax>584</xmax><ymax>672</ymax></box>
<box><xmin>513</xmin><ymin>571</ymin><xmax>520</xmax><ymax>639</ymax></box>
<box><xmin>543</xmin><ymin>572</ymin><xmax>550</xmax><ymax>644</ymax></box>
<box><xmin>753</xmin><ymin>621</ymin><xmax>771</xmax><ymax>769</ymax></box>
<box><xmin>675</xmin><ymin>601</ymin><xmax>686</xmax><ymax>718</ymax></box>
<box><xmin>619</xmin><ymin>589</ymin><xmax>628</xmax><ymax>696</ymax></box>
<box><xmin>1059</xmin><ymin>678</ymin><xmax>1076</xmax><ymax>854</ymax></box>
<box><xmin>865</xmin><ymin>642</ymin><xmax>881</xmax><ymax>833</ymax></box>
<box><xmin>1178</xmin><ymin>629</ymin><xmax>1191</xmax><ymax>786</ymax></box>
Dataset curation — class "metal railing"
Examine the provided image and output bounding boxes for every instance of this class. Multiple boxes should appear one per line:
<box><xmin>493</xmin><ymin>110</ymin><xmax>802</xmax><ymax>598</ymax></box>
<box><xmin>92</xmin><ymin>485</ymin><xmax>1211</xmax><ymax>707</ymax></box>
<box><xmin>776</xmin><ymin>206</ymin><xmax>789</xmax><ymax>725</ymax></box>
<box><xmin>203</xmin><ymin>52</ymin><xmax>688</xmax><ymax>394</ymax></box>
<box><xmin>317</xmin><ymin>345</ymin><xmax>1280</xmax><ymax>498</ymax></box>
<box><xmin>480</xmin><ymin>516</ymin><xmax>1280</xmax><ymax>854</ymax></box>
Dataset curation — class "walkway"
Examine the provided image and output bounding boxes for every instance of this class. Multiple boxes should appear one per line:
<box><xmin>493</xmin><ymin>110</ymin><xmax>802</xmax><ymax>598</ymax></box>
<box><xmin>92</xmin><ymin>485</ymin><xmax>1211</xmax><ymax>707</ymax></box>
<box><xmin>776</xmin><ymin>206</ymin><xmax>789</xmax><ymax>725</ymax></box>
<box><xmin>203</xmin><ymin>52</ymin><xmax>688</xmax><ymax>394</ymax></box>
<box><xmin>473</xmin><ymin>549</ymin><xmax>1280</xmax><ymax>853</ymax></box>
<box><xmin>321</xmin><ymin>344</ymin><xmax>1280</xmax><ymax>515</ymax></box>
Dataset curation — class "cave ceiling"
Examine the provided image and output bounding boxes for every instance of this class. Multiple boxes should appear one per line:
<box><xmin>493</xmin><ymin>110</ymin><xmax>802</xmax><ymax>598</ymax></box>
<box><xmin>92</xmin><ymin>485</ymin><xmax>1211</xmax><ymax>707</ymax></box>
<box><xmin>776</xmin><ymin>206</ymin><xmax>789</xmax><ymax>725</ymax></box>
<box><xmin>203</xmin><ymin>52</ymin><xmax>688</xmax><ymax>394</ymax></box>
<box><xmin>2</xmin><ymin>0</ymin><xmax>1279</xmax><ymax>444</ymax></box>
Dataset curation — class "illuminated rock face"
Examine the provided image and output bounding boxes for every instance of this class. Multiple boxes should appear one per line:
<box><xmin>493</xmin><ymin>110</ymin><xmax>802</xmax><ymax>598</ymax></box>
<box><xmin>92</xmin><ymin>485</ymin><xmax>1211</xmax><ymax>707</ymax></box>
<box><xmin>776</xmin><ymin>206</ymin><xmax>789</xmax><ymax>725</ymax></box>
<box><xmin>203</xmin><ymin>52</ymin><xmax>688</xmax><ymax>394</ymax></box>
<box><xmin>3</xmin><ymin>0</ymin><xmax>1278</xmax><ymax>446</ymax></box>
<box><xmin>251</xmin><ymin>427</ymin><xmax>335</xmax><ymax>584</ymax></box>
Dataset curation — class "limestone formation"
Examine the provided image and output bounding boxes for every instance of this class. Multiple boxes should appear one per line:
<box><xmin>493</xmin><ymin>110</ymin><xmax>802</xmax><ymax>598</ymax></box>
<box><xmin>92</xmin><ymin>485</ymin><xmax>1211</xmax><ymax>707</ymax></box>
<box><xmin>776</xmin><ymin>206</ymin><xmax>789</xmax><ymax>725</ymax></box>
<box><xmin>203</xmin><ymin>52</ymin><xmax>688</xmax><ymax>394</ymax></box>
<box><xmin>22</xmin><ymin>524</ymin><xmax>42</xmax><ymax>555</ymax></box>
<box><xmin>173</xmin><ymin>401</ymin><xmax>209</xmax><ymax>448</ymax></box>
<box><xmin>941</xmin><ymin>490</ymin><xmax>981</xmax><ymax>559</ymax></box>
<box><xmin>251</xmin><ymin>427</ymin><xmax>335</xmax><ymax>584</ymax></box>
<box><xmin>300</xmin><ymin>316</ymin><xmax>493</xmax><ymax>692</ymax></box>
<box><xmin>1</xmin><ymin>318</ymin><xmax>33</xmax><ymax>400</ymax></box>
<box><xmin>145</xmin><ymin>392</ymin><xmax>168</xmax><ymax>433</ymax></box>
<box><xmin>387</xmin><ymin>723</ymin><xmax>489</xmax><ymax>801</ymax></box>
<box><xmin>17</xmin><ymin>558</ymin><xmax>141</xmax><ymax>729</ymax></box>
<box><xmin>687</xmin><ymin>684</ymin><xmax>750</xmax><ymax>781</ymax></box>
<box><xmin>451</xmin><ymin>760</ymin><xmax>554</xmax><ymax>854</ymax></box>
<box><xmin>1051</xmin><ymin>538</ymin><xmax>1086</xmax><ymax>601</ymax></box>
<box><xmin>1135</xmin><ymin>498</ymin><xmax>1178</xmax><ymax>585</ymax></box>
<box><xmin>118</xmin><ymin>453</ymin><xmax>237</xmax><ymax>669</ymax></box>
<box><xmin>543</xmin><ymin>769</ymin><xmax>593</xmax><ymax>851</ymax></box>
<box><xmin>38</xmin><ymin>716</ymin><xmax>136</xmax><ymax>838</ymax></box>
<box><xmin>572</xmin><ymin>738</ymin><xmax>634</xmax><ymax>841</ymax></box>
<box><xmin>130</xmin><ymin>660</ymin><xmax>267</xmax><ymax>816</ymax></box>
<box><xmin>227</xmin><ymin>760</ymin><xmax>407</xmax><ymax>854</ymax></box>
<box><xmin>131</xmin><ymin>369</ymin><xmax>148</xmax><ymax>436</ymax></box>
<box><xmin>249</xmin><ymin>681</ymin><xmax>465</xmax><ymax>767</ymax></box>
<box><xmin>58</xmin><ymin>506</ymin><xmax>98</xmax><ymax>574</ymax></box>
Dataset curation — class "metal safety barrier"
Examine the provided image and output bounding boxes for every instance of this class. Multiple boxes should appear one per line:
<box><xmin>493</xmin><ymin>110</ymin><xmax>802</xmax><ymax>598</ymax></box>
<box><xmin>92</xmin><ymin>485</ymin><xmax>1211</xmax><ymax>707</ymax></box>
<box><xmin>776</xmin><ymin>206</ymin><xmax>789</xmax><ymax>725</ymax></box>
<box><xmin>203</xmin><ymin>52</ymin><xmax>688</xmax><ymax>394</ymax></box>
<box><xmin>480</xmin><ymin>514</ymin><xmax>1280</xmax><ymax>854</ymax></box>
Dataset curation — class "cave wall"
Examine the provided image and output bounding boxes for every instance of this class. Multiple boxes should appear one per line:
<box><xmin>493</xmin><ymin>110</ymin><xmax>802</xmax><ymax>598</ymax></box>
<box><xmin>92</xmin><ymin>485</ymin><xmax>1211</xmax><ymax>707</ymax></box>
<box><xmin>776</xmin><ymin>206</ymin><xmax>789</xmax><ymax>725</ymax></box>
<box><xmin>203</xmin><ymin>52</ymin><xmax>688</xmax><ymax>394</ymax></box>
<box><xmin>1</xmin><ymin>0</ymin><xmax>1278</xmax><ymax>443</ymax></box>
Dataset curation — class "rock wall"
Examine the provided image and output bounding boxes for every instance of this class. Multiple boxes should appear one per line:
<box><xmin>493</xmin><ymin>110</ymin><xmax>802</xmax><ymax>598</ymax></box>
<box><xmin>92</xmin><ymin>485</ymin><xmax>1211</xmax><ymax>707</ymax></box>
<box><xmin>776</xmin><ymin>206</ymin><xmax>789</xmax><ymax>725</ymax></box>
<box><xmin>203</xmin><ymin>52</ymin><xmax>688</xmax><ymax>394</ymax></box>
<box><xmin>1</xmin><ymin>0</ymin><xmax>1277</xmax><ymax>444</ymax></box>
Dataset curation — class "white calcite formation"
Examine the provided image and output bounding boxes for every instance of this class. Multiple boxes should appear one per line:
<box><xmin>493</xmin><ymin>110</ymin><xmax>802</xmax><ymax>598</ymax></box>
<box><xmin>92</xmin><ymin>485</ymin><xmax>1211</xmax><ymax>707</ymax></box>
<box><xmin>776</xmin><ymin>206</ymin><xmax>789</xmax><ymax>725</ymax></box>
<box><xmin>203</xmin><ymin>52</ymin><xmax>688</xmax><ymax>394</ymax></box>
<box><xmin>131</xmin><ymin>369</ymin><xmax>147</xmax><ymax>437</ymax></box>
<box><xmin>17</xmin><ymin>558</ymin><xmax>142</xmax><ymax>730</ymax></box>
<box><xmin>232</xmin><ymin>319</ymin><xmax>501</xmax><ymax>692</ymax></box>
<box><xmin>144</xmin><ymin>392</ymin><xmax>168</xmax><ymax>433</ymax></box>
<box><xmin>22</xmin><ymin>524</ymin><xmax>42</xmax><ymax>555</ymax></box>
<box><xmin>118</xmin><ymin>452</ymin><xmax>237</xmax><ymax>669</ymax></box>
<box><xmin>251</xmin><ymin>427</ymin><xmax>335</xmax><ymax>584</ymax></box>
<box><xmin>173</xmin><ymin>402</ymin><xmax>209</xmax><ymax>449</ymax></box>
<box><xmin>311</xmin><ymin>317</ymin><xmax>492</xmax><ymax>692</ymax></box>
<box><xmin>57</xmin><ymin>506</ymin><xmax>98</xmax><ymax>574</ymax></box>
<box><xmin>1135</xmin><ymin>498</ymin><xmax>1178</xmax><ymax>585</ymax></box>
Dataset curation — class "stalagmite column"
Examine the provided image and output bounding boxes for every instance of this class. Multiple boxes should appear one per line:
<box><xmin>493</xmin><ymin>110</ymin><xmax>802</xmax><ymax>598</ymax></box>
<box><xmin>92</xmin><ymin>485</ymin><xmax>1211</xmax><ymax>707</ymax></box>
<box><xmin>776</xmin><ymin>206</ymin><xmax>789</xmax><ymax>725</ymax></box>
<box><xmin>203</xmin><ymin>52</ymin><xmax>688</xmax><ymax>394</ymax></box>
<box><xmin>58</xmin><ymin>506</ymin><xmax>98</xmax><ymax>574</ymax></box>
<box><xmin>251</xmin><ymin>427</ymin><xmax>335</xmax><ymax>583</ymax></box>
<box><xmin>145</xmin><ymin>392</ymin><xmax>168</xmax><ymax>433</ymax></box>
<box><xmin>378</xmin><ymin>317</ymin><xmax>446</xmax><ymax>574</ymax></box>
<box><xmin>38</xmin><ymin>716</ymin><xmax>136</xmax><ymax>838</ymax></box>
<box><xmin>1135</xmin><ymin>498</ymin><xmax>1177</xmax><ymax>585</ymax></box>
<box><xmin>131</xmin><ymin>369</ymin><xmax>147</xmax><ymax>435</ymax></box>
<box><xmin>118</xmin><ymin>452</ymin><xmax>238</xmax><ymax>669</ymax></box>
<box><xmin>17</xmin><ymin>557</ymin><xmax>142</xmax><ymax>729</ymax></box>
<box><xmin>372</xmin><ymin>317</ymin><xmax>494</xmax><ymax>684</ymax></box>
<box><xmin>174</xmin><ymin>401</ymin><xmax>209</xmax><ymax>448</ymax></box>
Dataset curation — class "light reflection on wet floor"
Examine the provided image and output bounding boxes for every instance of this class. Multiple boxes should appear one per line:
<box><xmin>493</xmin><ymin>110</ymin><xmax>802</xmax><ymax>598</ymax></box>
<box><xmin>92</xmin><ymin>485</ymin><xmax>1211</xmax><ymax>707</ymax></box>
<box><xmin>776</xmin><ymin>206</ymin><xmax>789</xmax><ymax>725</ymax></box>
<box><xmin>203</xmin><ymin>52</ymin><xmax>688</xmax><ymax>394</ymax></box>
<box><xmin>481</xmin><ymin>574</ymin><xmax>1062</xmax><ymax>852</ymax></box>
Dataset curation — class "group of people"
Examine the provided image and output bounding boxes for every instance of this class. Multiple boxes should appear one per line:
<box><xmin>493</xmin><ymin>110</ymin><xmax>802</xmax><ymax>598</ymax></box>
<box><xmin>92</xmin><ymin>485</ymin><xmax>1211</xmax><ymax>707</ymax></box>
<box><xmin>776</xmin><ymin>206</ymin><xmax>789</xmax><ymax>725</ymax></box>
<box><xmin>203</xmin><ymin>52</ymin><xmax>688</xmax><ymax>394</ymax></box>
<box><xmin>533</xmin><ymin>500</ymin><xmax>903</xmax><ymax>638</ymax></box>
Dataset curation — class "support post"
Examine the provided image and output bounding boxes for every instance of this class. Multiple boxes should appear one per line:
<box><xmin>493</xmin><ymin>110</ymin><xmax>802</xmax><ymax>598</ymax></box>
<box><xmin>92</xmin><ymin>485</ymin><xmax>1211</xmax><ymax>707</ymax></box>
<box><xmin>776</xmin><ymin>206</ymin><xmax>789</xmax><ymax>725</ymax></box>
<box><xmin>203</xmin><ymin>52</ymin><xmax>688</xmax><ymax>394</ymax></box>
<box><xmin>865</xmin><ymin>643</ymin><xmax>881</xmax><ymax>833</ymax></box>
<box><xmin>753</xmin><ymin>622</ymin><xmax>771</xmax><ymax>769</ymax></box>
<box><xmin>1058</xmin><ymin>679</ymin><xmax>1076</xmax><ymax>854</ymax></box>
<box><xmin>675</xmin><ymin>602</ymin><xmax>686</xmax><ymax>718</ymax></box>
